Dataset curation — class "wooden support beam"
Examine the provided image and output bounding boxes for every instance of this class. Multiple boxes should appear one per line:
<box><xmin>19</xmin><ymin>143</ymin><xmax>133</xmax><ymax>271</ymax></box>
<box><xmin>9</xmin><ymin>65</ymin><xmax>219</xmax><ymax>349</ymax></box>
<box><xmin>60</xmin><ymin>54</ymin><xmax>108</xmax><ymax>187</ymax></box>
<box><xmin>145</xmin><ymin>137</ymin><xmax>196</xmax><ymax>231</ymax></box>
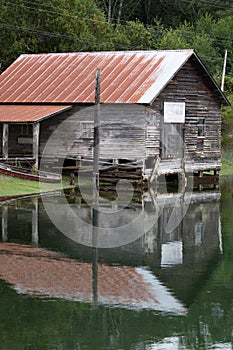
<box><xmin>199</xmin><ymin>170</ymin><xmax>204</xmax><ymax>178</ymax></box>
<box><xmin>178</xmin><ymin>170</ymin><xmax>186</xmax><ymax>192</ymax></box>
<box><xmin>2</xmin><ymin>123</ymin><xmax>9</xmax><ymax>159</ymax></box>
<box><xmin>149</xmin><ymin>156</ymin><xmax>160</xmax><ymax>185</ymax></box>
<box><xmin>33</xmin><ymin>122</ymin><xmax>40</xmax><ymax>169</ymax></box>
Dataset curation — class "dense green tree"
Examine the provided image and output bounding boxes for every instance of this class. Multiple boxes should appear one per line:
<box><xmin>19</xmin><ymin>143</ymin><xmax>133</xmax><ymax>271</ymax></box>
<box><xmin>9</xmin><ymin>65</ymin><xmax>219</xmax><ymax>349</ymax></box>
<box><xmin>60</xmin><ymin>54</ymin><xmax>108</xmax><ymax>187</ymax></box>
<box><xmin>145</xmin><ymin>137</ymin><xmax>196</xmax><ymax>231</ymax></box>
<box><xmin>141</xmin><ymin>0</ymin><xmax>233</xmax><ymax>27</ymax></box>
<box><xmin>0</xmin><ymin>0</ymin><xmax>114</xmax><ymax>70</ymax></box>
<box><xmin>0</xmin><ymin>0</ymin><xmax>233</xmax><ymax>85</ymax></box>
<box><xmin>113</xmin><ymin>20</ymin><xmax>152</xmax><ymax>50</ymax></box>
<box><xmin>154</xmin><ymin>21</ymin><xmax>220</xmax><ymax>75</ymax></box>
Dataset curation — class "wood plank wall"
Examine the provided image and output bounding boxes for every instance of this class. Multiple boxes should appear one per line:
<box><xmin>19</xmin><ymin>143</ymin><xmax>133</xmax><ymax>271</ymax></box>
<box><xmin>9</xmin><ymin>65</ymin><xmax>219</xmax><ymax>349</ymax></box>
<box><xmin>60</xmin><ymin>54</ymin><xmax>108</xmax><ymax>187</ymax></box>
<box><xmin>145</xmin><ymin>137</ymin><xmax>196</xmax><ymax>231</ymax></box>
<box><xmin>40</xmin><ymin>104</ymin><xmax>159</xmax><ymax>162</ymax></box>
<box><xmin>152</xmin><ymin>58</ymin><xmax>222</xmax><ymax>166</ymax></box>
<box><xmin>145</xmin><ymin>108</ymin><xmax>160</xmax><ymax>158</ymax></box>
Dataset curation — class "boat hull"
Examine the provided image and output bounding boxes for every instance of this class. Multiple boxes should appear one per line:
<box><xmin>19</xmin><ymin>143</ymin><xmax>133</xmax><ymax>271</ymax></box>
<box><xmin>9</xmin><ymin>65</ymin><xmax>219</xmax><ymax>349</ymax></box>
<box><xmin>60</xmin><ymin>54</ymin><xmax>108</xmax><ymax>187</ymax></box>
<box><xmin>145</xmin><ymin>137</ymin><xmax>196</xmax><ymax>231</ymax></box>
<box><xmin>0</xmin><ymin>164</ymin><xmax>61</xmax><ymax>184</ymax></box>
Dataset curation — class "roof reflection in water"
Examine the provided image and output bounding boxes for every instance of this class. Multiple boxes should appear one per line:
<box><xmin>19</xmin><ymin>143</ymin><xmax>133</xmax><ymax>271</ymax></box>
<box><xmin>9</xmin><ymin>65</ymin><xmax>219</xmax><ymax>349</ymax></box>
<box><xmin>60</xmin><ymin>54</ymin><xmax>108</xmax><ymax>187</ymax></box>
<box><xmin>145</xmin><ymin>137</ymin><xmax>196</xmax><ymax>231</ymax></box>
<box><xmin>0</xmin><ymin>242</ymin><xmax>186</xmax><ymax>314</ymax></box>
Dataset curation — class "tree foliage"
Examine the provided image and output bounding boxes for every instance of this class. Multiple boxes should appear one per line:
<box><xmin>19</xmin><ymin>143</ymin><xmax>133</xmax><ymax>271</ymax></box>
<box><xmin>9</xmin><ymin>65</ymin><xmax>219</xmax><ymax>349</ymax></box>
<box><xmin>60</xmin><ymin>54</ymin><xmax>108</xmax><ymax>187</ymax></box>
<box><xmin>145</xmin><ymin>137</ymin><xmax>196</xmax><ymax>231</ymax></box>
<box><xmin>0</xmin><ymin>0</ymin><xmax>115</xmax><ymax>69</ymax></box>
<box><xmin>0</xmin><ymin>0</ymin><xmax>233</xmax><ymax>85</ymax></box>
<box><xmin>0</xmin><ymin>0</ymin><xmax>233</xmax><ymax>145</ymax></box>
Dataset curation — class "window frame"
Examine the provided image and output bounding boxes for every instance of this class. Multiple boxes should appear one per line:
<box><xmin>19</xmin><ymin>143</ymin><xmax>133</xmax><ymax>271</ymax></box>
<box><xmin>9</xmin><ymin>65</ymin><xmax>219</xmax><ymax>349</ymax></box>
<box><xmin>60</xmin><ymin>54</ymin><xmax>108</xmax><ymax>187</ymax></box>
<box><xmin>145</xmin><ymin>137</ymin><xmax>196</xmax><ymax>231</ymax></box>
<box><xmin>197</xmin><ymin>118</ymin><xmax>205</xmax><ymax>138</ymax></box>
<box><xmin>80</xmin><ymin>121</ymin><xmax>94</xmax><ymax>139</ymax></box>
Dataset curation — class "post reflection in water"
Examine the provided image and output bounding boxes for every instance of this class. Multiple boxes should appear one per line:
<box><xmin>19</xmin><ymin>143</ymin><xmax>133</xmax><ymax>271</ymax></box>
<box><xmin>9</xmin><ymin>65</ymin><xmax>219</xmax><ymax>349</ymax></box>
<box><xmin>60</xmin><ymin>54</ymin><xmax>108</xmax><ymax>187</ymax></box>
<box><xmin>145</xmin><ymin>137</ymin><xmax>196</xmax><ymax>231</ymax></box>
<box><xmin>0</xmin><ymin>186</ymin><xmax>228</xmax><ymax>350</ymax></box>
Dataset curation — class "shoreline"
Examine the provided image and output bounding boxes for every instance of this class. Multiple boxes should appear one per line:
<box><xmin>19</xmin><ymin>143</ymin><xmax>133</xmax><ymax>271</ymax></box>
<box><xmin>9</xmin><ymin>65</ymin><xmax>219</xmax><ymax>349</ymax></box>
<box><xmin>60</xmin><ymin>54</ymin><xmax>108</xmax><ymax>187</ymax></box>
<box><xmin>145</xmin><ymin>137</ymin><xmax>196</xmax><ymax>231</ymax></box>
<box><xmin>0</xmin><ymin>159</ymin><xmax>233</xmax><ymax>199</ymax></box>
<box><xmin>0</xmin><ymin>174</ymin><xmax>73</xmax><ymax>199</ymax></box>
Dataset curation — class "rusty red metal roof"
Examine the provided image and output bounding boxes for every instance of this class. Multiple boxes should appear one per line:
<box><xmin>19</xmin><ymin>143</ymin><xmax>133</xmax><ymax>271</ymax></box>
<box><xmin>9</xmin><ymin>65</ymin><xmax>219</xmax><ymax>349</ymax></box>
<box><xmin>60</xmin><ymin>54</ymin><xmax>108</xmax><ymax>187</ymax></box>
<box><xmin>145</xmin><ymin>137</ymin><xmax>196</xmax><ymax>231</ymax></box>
<box><xmin>0</xmin><ymin>105</ymin><xmax>71</xmax><ymax>122</ymax></box>
<box><xmin>0</xmin><ymin>50</ymin><xmax>195</xmax><ymax>104</ymax></box>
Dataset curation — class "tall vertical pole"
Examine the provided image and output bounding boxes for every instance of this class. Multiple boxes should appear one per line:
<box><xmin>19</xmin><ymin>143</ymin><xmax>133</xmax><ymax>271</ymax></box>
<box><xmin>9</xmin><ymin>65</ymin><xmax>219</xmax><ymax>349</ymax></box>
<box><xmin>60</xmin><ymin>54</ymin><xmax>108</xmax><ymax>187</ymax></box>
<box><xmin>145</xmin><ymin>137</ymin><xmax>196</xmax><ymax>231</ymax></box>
<box><xmin>221</xmin><ymin>49</ymin><xmax>228</xmax><ymax>92</ymax></box>
<box><xmin>92</xmin><ymin>68</ymin><xmax>101</xmax><ymax>307</ymax></box>
<box><xmin>93</xmin><ymin>68</ymin><xmax>101</xmax><ymax>202</ymax></box>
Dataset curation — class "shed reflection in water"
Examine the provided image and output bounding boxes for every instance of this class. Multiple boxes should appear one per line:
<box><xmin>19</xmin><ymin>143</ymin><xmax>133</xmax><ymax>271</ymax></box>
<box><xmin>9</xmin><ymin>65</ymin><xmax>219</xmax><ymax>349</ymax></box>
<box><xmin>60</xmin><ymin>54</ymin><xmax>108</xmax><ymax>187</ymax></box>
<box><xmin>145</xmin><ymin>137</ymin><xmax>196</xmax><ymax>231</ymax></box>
<box><xmin>0</xmin><ymin>192</ymin><xmax>221</xmax><ymax>314</ymax></box>
<box><xmin>0</xmin><ymin>189</ymin><xmax>221</xmax><ymax>313</ymax></box>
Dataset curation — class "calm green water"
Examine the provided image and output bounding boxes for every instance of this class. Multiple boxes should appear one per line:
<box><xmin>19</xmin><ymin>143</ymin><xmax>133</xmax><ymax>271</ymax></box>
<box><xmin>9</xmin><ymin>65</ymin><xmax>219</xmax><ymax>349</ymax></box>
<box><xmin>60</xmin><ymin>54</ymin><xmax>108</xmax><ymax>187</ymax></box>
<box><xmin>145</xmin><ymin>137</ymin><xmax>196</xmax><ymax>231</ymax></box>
<box><xmin>0</xmin><ymin>179</ymin><xmax>232</xmax><ymax>350</ymax></box>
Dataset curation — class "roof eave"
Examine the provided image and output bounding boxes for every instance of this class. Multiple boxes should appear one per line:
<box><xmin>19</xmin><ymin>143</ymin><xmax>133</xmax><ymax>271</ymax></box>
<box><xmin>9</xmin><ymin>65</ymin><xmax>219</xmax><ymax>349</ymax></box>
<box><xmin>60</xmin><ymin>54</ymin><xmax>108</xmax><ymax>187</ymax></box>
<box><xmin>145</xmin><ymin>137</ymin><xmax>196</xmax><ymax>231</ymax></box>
<box><xmin>34</xmin><ymin>105</ymin><xmax>72</xmax><ymax>122</ymax></box>
<box><xmin>138</xmin><ymin>50</ymin><xmax>194</xmax><ymax>105</ymax></box>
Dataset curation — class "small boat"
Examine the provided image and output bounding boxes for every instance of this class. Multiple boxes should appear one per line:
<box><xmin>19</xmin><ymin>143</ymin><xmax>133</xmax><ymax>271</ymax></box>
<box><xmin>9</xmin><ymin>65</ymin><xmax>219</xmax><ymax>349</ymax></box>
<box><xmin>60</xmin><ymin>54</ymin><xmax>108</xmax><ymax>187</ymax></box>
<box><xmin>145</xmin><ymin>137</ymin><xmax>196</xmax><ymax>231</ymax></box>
<box><xmin>0</xmin><ymin>163</ymin><xmax>61</xmax><ymax>184</ymax></box>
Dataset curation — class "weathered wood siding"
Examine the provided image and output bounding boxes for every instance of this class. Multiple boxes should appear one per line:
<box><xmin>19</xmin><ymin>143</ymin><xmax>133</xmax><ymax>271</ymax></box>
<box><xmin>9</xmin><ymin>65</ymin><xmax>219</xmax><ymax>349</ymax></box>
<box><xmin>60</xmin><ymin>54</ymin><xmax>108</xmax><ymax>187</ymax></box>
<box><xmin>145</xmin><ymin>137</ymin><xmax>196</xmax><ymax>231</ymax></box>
<box><xmin>39</xmin><ymin>108</ymin><xmax>75</xmax><ymax>158</ymax></box>
<box><xmin>0</xmin><ymin>124</ymin><xmax>2</xmax><ymax>156</ymax></box>
<box><xmin>152</xmin><ymin>57</ymin><xmax>222</xmax><ymax>170</ymax></box>
<box><xmin>145</xmin><ymin>108</ymin><xmax>160</xmax><ymax>158</ymax></box>
<box><xmin>37</xmin><ymin>56</ymin><xmax>223</xmax><ymax>175</ymax></box>
<box><xmin>40</xmin><ymin>104</ymin><xmax>159</xmax><ymax>161</ymax></box>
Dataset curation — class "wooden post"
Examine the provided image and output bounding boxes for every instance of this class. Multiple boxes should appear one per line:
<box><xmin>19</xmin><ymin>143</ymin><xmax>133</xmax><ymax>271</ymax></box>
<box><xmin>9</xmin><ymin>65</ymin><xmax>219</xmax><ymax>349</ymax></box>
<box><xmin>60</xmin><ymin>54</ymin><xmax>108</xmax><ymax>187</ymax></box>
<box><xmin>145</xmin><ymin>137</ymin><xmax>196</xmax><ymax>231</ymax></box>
<box><xmin>149</xmin><ymin>156</ymin><xmax>160</xmax><ymax>185</ymax></box>
<box><xmin>92</xmin><ymin>68</ymin><xmax>101</xmax><ymax>307</ymax></box>
<box><xmin>2</xmin><ymin>205</ymin><xmax>8</xmax><ymax>242</ymax></box>
<box><xmin>178</xmin><ymin>170</ymin><xmax>186</xmax><ymax>192</ymax></box>
<box><xmin>33</xmin><ymin>122</ymin><xmax>40</xmax><ymax>169</ymax></box>
<box><xmin>93</xmin><ymin>68</ymin><xmax>101</xmax><ymax>202</ymax></box>
<box><xmin>2</xmin><ymin>123</ymin><xmax>9</xmax><ymax>159</ymax></box>
<box><xmin>199</xmin><ymin>170</ymin><xmax>203</xmax><ymax>178</ymax></box>
<box><xmin>70</xmin><ymin>172</ymin><xmax>75</xmax><ymax>185</ymax></box>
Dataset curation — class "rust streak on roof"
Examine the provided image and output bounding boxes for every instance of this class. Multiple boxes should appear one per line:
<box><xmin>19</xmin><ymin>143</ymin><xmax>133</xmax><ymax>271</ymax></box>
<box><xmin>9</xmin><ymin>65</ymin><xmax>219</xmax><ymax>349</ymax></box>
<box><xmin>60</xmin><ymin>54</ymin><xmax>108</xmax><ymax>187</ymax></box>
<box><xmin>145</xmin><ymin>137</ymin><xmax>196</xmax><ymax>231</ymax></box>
<box><xmin>0</xmin><ymin>105</ymin><xmax>71</xmax><ymax>122</ymax></box>
<box><xmin>0</xmin><ymin>50</ymin><xmax>195</xmax><ymax>104</ymax></box>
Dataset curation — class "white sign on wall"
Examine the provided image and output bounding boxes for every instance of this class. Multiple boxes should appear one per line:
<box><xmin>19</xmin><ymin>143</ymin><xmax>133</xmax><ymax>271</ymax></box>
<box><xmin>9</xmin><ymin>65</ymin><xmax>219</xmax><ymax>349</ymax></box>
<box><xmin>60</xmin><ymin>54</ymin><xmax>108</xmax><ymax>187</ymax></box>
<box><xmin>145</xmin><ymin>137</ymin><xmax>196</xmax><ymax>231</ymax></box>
<box><xmin>164</xmin><ymin>102</ymin><xmax>185</xmax><ymax>123</ymax></box>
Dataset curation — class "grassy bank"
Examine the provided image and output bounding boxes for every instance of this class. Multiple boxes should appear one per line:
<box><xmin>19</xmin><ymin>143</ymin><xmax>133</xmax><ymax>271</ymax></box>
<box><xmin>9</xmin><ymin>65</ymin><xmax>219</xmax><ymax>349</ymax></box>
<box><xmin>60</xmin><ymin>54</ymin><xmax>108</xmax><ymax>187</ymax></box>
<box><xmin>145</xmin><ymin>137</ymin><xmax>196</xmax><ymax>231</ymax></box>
<box><xmin>220</xmin><ymin>160</ymin><xmax>233</xmax><ymax>176</ymax></box>
<box><xmin>0</xmin><ymin>175</ymin><xmax>72</xmax><ymax>197</ymax></box>
<box><xmin>1</xmin><ymin>155</ymin><xmax>233</xmax><ymax>198</ymax></box>
<box><xmin>220</xmin><ymin>150</ymin><xmax>233</xmax><ymax>176</ymax></box>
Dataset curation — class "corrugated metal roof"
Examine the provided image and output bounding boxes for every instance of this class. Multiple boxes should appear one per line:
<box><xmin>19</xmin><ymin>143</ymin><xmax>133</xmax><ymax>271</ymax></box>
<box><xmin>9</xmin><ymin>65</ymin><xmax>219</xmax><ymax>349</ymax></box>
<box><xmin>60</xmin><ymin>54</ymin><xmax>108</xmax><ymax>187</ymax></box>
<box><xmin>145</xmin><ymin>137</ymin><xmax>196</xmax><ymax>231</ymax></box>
<box><xmin>0</xmin><ymin>105</ymin><xmax>71</xmax><ymax>122</ymax></box>
<box><xmin>0</xmin><ymin>50</ymin><xmax>195</xmax><ymax>104</ymax></box>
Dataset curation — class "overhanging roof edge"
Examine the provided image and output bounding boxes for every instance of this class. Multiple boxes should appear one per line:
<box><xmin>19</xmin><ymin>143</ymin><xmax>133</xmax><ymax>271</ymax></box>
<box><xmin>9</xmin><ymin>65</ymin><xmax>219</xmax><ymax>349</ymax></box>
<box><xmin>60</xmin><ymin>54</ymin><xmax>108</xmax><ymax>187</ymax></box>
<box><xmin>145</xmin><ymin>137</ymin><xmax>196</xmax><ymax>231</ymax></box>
<box><xmin>0</xmin><ymin>105</ymin><xmax>73</xmax><ymax>123</ymax></box>
<box><xmin>34</xmin><ymin>105</ymin><xmax>72</xmax><ymax>122</ymax></box>
<box><xmin>138</xmin><ymin>50</ymin><xmax>194</xmax><ymax>104</ymax></box>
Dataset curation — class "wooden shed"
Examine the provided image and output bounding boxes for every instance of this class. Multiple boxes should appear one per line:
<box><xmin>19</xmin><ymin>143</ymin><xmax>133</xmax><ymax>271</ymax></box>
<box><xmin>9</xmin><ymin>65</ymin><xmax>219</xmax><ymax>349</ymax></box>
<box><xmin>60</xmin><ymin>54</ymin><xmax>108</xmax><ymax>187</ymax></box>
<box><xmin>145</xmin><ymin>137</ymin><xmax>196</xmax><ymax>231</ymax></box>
<box><xmin>0</xmin><ymin>50</ymin><xmax>230</xmax><ymax>183</ymax></box>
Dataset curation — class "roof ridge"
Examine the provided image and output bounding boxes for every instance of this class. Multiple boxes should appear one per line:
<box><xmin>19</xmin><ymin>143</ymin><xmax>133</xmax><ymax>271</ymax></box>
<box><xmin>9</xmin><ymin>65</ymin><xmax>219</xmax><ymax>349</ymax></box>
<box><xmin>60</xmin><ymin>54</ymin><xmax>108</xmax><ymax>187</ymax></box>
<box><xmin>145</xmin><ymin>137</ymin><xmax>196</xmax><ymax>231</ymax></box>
<box><xmin>18</xmin><ymin>49</ymin><xmax>194</xmax><ymax>58</ymax></box>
